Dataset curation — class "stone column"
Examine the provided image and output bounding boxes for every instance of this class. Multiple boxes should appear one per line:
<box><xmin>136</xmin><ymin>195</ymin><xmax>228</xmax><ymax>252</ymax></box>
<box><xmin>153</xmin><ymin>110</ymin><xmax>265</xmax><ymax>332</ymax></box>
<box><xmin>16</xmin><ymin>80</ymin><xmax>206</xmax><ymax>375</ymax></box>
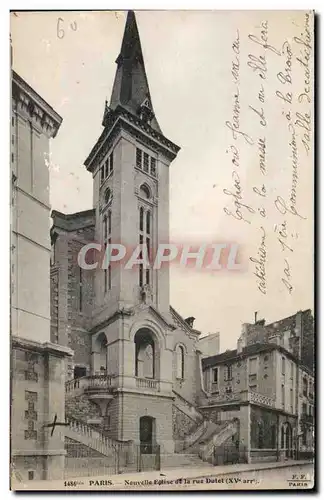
<box><xmin>42</xmin><ymin>343</ymin><xmax>73</xmax><ymax>480</ymax></box>
<box><xmin>239</xmin><ymin>405</ymin><xmax>251</xmax><ymax>463</ymax></box>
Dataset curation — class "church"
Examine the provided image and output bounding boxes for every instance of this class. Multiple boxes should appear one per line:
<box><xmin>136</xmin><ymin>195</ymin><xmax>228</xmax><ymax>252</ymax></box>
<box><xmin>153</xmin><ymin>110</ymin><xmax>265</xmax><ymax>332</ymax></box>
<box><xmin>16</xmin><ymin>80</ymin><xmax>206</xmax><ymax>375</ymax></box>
<box><xmin>48</xmin><ymin>11</ymin><xmax>314</xmax><ymax>476</ymax></box>
<box><xmin>50</xmin><ymin>9</ymin><xmax>211</xmax><ymax>459</ymax></box>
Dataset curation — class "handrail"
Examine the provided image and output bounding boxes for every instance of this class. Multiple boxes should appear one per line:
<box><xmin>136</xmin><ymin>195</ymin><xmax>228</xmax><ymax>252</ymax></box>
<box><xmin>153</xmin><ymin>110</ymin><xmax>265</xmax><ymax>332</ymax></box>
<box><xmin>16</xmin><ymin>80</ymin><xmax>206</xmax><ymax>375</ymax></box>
<box><xmin>173</xmin><ymin>390</ymin><xmax>200</xmax><ymax>412</ymax></box>
<box><xmin>200</xmin><ymin>421</ymin><xmax>236</xmax><ymax>461</ymax></box>
<box><xmin>66</xmin><ymin>416</ymin><xmax>131</xmax><ymax>449</ymax></box>
<box><xmin>174</xmin><ymin>402</ymin><xmax>199</xmax><ymax>427</ymax></box>
<box><xmin>65</xmin><ymin>375</ymin><xmax>117</xmax><ymax>394</ymax></box>
<box><xmin>173</xmin><ymin>390</ymin><xmax>204</xmax><ymax>421</ymax></box>
<box><xmin>182</xmin><ymin>420</ymin><xmax>208</xmax><ymax>450</ymax></box>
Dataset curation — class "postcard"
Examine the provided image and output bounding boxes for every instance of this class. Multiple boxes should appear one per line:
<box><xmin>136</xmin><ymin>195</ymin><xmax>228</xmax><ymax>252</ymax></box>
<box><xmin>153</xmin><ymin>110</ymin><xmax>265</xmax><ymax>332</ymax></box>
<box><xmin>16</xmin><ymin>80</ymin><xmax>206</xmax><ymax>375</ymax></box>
<box><xmin>10</xmin><ymin>9</ymin><xmax>314</xmax><ymax>491</ymax></box>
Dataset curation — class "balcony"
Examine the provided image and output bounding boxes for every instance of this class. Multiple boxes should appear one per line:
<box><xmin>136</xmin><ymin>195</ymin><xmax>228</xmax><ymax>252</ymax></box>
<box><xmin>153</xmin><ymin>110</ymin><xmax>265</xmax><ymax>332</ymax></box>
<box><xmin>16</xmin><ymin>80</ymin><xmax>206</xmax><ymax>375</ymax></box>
<box><xmin>242</xmin><ymin>390</ymin><xmax>275</xmax><ymax>407</ymax></box>
<box><xmin>205</xmin><ymin>391</ymin><xmax>241</xmax><ymax>406</ymax></box>
<box><xmin>65</xmin><ymin>375</ymin><xmax>116</xmax><ymax>397</ymax></box>
<box><xmin>85</xmin><ymin>375</ymin><xmax>117</xmax><ymax>394</ymax></box>
<box><xmin>202</xmin><ymin>390</ymin><xmax>275</xmax><ymax>408</ymax></box>
<box><xmin>135</xmin><ymin>377</ymin><xmax>160</xmax><ymax>391</ymax></box>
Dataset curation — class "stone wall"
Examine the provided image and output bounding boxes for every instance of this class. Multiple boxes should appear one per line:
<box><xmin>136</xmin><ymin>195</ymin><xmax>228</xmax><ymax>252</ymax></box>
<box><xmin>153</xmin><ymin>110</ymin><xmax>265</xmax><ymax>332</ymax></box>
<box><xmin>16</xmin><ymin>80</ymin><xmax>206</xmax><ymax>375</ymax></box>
<box><xmin>120</xmin><ymin>393</ymin><xmax>174</xmax><ymax>453</ymax></box>
<box><xmin>172</xmin><ymin>328</ymin><xmax>198</xmax><ymax>405</ymax></box>
<box><xmin>65</xmin><ymin>395</ymin><xmax>102</xmax><ymax>423</ymax></box>
<box><xmin>172</xmin><ymin>405</ymin><xmax>199</xmax><ymax>441</ymax></box>
<box><xmin>200</xmin><ymin>405</ymin><xmax>241</xmax><ymax>424</ymax></box>
<box><xmin>250</xmin><ymin>406</ymin><xmax>278</xmax><ymax>449</ymax></box>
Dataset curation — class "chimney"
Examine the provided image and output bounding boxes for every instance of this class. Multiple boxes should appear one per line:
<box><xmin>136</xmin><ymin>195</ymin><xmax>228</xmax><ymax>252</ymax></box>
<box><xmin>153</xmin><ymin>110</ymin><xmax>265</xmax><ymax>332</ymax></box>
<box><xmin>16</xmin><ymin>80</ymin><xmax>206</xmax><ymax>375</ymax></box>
<box><xmin>237</xmin><ymin>337</ymin><xmax>244</xmax><ymax>354</ymax></box>
<box><xmin>268</xmin><ymin>334</ymin><xmax>280</xmax><ymax>346</ymax></box>
<box><xmin>238</xmin><ymin>324</ymin><xmax>248</xmax><ymax>353</ymax></box>
<box><xmin>295</xmin><ymin>311</ymin><xmax>303</xmax><ymax>359</ymax></box>
<box><xmin>185</xmin><ymin>317</ymin><xmax>195</xmax><ymax>328</ymax></box>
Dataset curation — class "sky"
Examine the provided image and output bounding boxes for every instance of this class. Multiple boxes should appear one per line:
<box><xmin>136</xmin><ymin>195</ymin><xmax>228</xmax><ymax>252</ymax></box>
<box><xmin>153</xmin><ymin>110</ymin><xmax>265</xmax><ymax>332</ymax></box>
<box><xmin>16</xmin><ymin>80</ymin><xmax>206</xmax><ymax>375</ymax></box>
<box><xmin>10</xmin><ymin>10</ymin><xmax>314</xmax><ymax>350</ymax></box>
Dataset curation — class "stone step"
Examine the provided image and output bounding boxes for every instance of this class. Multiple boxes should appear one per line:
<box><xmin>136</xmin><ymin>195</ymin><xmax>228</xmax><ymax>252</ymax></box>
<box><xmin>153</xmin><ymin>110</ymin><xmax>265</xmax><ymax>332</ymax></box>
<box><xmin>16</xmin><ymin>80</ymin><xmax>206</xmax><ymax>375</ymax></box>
<box><xmin>160</xmin><ymin>453</ymin><xmax>206</xmax><ymax>468</ymax></box>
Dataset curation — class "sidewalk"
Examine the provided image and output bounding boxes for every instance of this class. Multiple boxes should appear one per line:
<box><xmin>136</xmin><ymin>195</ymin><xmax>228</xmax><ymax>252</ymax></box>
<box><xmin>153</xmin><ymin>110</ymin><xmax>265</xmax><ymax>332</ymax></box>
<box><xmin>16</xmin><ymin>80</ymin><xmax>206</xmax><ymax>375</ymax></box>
<box><xmin>13</xmin><ymin>460</ymin><xmax>313</xmax><ymax>491</ymax></box>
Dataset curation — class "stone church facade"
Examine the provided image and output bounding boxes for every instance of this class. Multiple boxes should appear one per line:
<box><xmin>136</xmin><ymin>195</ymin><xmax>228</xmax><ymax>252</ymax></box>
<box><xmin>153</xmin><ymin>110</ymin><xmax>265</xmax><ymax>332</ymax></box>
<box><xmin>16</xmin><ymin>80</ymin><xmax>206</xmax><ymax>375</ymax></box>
<box><xmin>48</xmin><ymin>11</ymin><xmax>314</xmax><ymax>471</ymax></box>
<box><xmin>50</xmin><ymin>11</ymin><xmax>204</xmax><ymax>456</ymax></box>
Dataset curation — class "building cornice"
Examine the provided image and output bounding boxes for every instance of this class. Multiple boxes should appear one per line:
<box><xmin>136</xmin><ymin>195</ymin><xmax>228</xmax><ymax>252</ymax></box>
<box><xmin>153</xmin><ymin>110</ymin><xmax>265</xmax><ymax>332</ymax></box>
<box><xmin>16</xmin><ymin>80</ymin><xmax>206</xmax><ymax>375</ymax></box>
<box><xmin>84</xmin><ymin>106</ymin><xmax>180</xmax><ymax>172</ymax></box>
<box><xmin>51</xmin><ymin>209</ymin><xmax>95</xmax><ymax>234</ymax></box>
<box><xmin>202</xmin><ymin>342</ymin><xmax>304</xmax><ymax>370</ymax></box>
<box><xmin>90</xmin><ymin>308</ymin><xmax>135</xmax><ymax>335</ymax></box>
<box><xmin>170</xmin><ymin>305</ymin><xmax>201</xmax><ymax>337</ymax></box>
<box><xmin>11</xmin><ymin>336</ymin><xmax>73</xmax><ymax>358</ymax></box>
<box><xmin>12</xmin><ymin>70</ymin><xmax>63</xmax><ymax>138</ymax></box>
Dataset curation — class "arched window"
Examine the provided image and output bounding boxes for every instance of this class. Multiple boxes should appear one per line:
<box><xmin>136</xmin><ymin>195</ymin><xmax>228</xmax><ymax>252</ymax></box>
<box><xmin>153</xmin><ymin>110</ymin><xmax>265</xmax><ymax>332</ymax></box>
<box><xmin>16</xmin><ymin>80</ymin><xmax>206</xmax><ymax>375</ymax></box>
<box><xmin>140</xmin><ymin>183</ymin><xmax>151</xmax><ymax>200</ymax></box>
<box><xmin>104</xmin><ymin>187</ymin><xmax>111</xmax><ymax>204</ymax></box>
<box><xmin>176</xmin><ymin>345</ymin><xmax>185</xmax><ymax>380</ymax></box>
<box><xmin>139</xmin><ymin>207</ymin><xmax>151</xmax><ymax>287</ymax></box>
<box><xmin>146</xmin><ymin>211</ymin><xmax>151</xmax><ymax>235</ymax></box>
<box><xmin>139</xmin><ymin>207</ymin><xmax>144</xmax><ymax>232</ymax></box>
<box><xmin>108</xmin><ymin>210</ymin><xmax>112</xmax><ymax>234</ymax></box>
<box><xmin>135</xmin><ymin>329</ymin><xmax>156</xmax><ymax>379</ymax></box>
<box><xmin>94</xmin><ymin>332</ymin><xmax>108</xmax><ymax>375</ymax></box>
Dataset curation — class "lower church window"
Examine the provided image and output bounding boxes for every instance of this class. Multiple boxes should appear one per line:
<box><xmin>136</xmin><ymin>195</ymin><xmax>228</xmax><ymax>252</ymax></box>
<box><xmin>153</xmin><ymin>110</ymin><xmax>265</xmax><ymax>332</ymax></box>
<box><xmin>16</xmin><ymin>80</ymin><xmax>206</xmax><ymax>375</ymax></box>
<box><xmin>176</xmin><ymin>345</ymin><xmax>185</xmax><ymax>379</ymax></box>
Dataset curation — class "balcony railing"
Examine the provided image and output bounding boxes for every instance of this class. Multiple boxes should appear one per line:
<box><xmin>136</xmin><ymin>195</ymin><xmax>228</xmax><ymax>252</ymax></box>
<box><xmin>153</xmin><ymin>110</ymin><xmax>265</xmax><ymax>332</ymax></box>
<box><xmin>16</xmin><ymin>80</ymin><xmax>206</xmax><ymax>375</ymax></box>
<box><xmin>207</xmin><ymin>391</ymin><xmax>241</xmax><ymax>405</ymax></box>
<box><xmin>244</xmin><ymin>390</ymin><xmax>275</xmax><ymax>407</ymax></box>
<box><xmin>65</xmin><ymin>375</ymin><xmax>116</xmax><ymax>395</ymax></box>
<box><xmin>86</xmin><ymin>375</ymin><xmax>116</xmax><ymax>391</ymax></box>
<box><xmin>65</xmin><ymin>376</ymin><xmax>88</xmax><ymax>394</ymax></box>
<box><xmin>135</xmin><ymin>377</ymin><xmax>159</xmax><ymax>391</ymax></box>
<box><xmin>204</xmin><ymin>390</ymin><xmax>275</xmax><ymax>408</ymax></box>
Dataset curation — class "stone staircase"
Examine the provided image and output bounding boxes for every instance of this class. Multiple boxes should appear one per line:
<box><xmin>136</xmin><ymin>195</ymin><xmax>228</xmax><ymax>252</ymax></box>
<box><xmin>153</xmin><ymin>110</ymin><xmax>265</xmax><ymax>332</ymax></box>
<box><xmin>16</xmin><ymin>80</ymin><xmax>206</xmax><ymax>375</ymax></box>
<box><xmin>171</xmin><ymin>391</ymin><xmax>238</xmax><ymax>466</ymax></box>
<box><xmin>199</xmin><ymin>420</ymin><xmax>239</xmax><ymax>463</ymax></box>
<box><xmin>173</xmin><ymin>390</ymin><xmax>204</xmax><ymax>424</ymax></box>
<box><xmin>65</xmin><ymin>417</ymin><xmax>121</xmax><ymax>458</ymax></box>
<box><xmin>183</xmin><ymin>420</ymin><xmax>228</xmax><ymax>455</ymax></box>
<box><xmin>64</xmin><ymin>385</ymin><xmax>240</xmax><ymax>472</ymax></box>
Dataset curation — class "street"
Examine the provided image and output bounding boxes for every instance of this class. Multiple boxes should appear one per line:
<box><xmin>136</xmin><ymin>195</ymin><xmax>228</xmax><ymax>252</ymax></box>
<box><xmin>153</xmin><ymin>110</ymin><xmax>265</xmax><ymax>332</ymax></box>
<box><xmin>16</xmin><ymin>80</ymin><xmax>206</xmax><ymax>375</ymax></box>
<box><xmin>13</xmin><ymin>461</ymin><xmax>314</xmax><ymax>491</ymax></box>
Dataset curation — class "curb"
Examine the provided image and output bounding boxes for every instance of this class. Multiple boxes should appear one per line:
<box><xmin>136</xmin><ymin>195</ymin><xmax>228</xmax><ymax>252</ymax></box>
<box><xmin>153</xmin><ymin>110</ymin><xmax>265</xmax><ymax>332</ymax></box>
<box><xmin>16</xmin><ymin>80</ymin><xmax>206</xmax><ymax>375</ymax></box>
<box><xmin>187</xmin><ymin>460</ymin><xmax>314</xmax><ymax>480</ymax></box>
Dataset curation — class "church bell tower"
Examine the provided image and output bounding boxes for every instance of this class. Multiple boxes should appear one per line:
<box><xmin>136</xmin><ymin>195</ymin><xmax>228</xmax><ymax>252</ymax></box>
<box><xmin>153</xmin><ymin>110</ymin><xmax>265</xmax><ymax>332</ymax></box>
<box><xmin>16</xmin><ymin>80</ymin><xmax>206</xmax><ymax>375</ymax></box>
<box><xmin>84</xmin><ymin>11</ymin><xmax>180</xmax><ymax>325</ymax></box>
<box><xmin>83</xmin><ymin>11</ymin><xmax>181</xmax><ymax>452</ymax></box>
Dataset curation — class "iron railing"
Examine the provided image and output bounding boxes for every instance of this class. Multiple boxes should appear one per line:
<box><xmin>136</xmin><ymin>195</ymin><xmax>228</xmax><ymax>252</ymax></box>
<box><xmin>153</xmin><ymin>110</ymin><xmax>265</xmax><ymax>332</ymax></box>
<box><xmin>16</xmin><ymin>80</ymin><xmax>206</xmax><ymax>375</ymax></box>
<box><xmin>136</xmin><ymin>444</ymin><xmax>161</xmax><ymax>472</ymax></box>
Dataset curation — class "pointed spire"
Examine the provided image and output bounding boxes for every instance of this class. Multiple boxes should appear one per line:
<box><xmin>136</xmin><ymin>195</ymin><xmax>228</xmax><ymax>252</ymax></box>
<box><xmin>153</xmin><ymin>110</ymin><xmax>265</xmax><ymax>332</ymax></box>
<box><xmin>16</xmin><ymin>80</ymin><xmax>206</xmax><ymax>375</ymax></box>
<box><xmin>109</xmin><ymin>11</ymin><xmax>161</xmax><ymax>133</ymax></box>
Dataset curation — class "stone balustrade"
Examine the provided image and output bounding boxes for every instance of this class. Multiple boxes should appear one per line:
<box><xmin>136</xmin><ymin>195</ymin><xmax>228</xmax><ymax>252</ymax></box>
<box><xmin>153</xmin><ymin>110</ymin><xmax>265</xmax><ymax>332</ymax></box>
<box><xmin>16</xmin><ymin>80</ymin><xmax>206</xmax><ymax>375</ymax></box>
<box><xmin>66</xmin><ymin>417</ymin><xmax>133</xmax><ymax>458</ymax></box>
<box><xmin>65</xmin><ymin>375</ymin><xmax>116</xmax><ymax>395</ymax></box>
<box><xmin>243</xmin><ymin>390</ymin><xmax>275</xmax><ymax>407</ymax></box>
<box><xmin>135</xmin><ymin>377</ymin><xmax>159</xmax><ymax>390</ymax></box>
<box><xmin>65</xmin><ymin>376</ymin><xmax>88</xmax><ymax>394</ymax></box>
<box><xmin>204</xmin><ymin>390</ymin><xmax>275</xmax><ymax>408</ymax></box>
<box><xmin>66</xmin><ymin>375</ymin><xmax>169</xmax><ymax>396</ymax></box>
